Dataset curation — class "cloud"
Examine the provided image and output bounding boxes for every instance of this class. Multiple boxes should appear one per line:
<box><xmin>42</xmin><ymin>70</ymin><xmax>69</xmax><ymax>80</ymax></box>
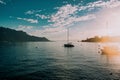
<box><xmin>29</xmin><ymin>26</ymin><xmax>67</xmax><ymax>39</ymax></box>
<box><xmin>48</xmin><ymin>4</ymin><xmax>95</xmax><ymax>28</ymax></box>
<box><xmin>78</xmin><ymin>0</ymin><xmax>120</xmax><ymax>11</ymax></box>
<box><xmin>16</xmin><ymin>25</ymin><xmax>34</xmax><ymax>35</ymax></box>
<box><xmin>25</xmin><ymin>10</ymin><xmax>42</xmax><ymax>15</ymax></box>
<box><xmin>15</xmin><ymin>25</ymin><xmax>64</xmax><ymax>36</ymax></box>
<box><xmin>25</xmin><ymin>10</ymin><xmax>34</xmax><ymax>15</ymax></box>
<box><xmin>35</xmin><ymin>14</ymin><xmax>49</xmax><ymax>19</ymax></box>
<box><xmin>16</xmin><ymin>25</ymin><xmax>33</xmax><ymax>31</ymax></box>
<box><xmin>0</xmin><ymin>0</ymin><xmax>6</xmax><ymax>5</ymax></box>
<box><xmin>48</xmin><ymin>4</ymin><xmax>78</xmax><ymax>27</ymax></box>
<box><xmin>17</xmin><ymin>17</ymin><xmax>38</xmax><ymax>23</ymax></box>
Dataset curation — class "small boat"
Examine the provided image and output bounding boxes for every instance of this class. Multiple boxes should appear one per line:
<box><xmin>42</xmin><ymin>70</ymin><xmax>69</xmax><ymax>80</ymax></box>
<box><xmin>64</xmin><ymin>28</ymin><xmax>74</xmax><ymax>47</ymax></box>
<box><xmin>64</xmin><ymin>42</ymin><xmax>74</xmax><ymax>47</ymax></box>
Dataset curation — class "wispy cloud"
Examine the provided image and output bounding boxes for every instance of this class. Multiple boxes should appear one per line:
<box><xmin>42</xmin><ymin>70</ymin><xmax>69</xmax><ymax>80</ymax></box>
<box><xmin>25</xmin><ymin>10</ymin><xmax>34</xmax><ymax>15</ymax></box>
<box><xmin>17</xmin><ymin>17</ymin><xmax>38</xmax><ymax>23</ymax></box>
<box><xmin>78</xmin><ymin>0</ymin><xmax>120</xmax><ymax>11</ymax></box>
<box><xmin>46</xmin><ymin>4</ymin><xmax>96</xmax><ymax>33</ymax></box>
<box><xmin>25</xmin><ymin>10</ymin><xmax>42</xmax><ymax>15</ymax></box>
<box><xmin>16</xmin><ymin>25</ymin><xmax>33</xmax><ymax>31</ymax></box>
<box><xmin>0</xmin><ymin>0</ymin><xmax>6</xmax><ymax>5</ymax></box>
<box><xmin>35</xmin><ymin>14</ymin><xmax>49</xmax><ymax>19</ymax></box>
<box><xmin>49</xmin><ymin>4</ymin><xmax>78</xmax><ymax>27</ymax></box>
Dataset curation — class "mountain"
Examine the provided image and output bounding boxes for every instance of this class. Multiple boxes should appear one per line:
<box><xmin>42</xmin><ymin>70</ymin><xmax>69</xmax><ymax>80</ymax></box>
<box><xmin>81</xmin><ymin>36</ymin><xmax>120</xmax><ymax>42</ymax></box>
<box><xmin>0</xmin><ymin>27</ymin><xmax>49</xmax><ymax>42</ymax></box>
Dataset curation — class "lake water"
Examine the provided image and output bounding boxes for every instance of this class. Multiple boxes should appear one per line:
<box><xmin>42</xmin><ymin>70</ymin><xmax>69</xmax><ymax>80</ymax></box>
<box><xmin>0</xmin><ymin>42</ymin><xmax>120</xmax><ymax>80</ymax></box>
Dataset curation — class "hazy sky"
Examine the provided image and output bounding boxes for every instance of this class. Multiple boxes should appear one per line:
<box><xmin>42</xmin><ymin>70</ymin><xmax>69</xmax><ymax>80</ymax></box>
<box><xmin>0</xmin><ymin>0</ymin><xmax>120</xmax><ymax>40</ymax></box>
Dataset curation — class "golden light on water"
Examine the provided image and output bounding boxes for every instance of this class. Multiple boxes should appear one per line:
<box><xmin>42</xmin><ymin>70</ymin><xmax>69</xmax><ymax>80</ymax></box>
<box><xmin>101</xmin><ymin>43</ymin><xmax>120</xmax><ymax>66</ymax></box>
<box><xmin>101</xmin><ymin>46</ymin><xmax>120</xmax><ymax>55</ymax></box>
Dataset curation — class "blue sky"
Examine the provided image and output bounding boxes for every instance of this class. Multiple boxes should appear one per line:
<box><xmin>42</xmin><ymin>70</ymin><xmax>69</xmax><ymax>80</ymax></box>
<box><xmin>0</xmin><ymin>0</ymin><xmax>120</xmax><ymax>40</ymax></box>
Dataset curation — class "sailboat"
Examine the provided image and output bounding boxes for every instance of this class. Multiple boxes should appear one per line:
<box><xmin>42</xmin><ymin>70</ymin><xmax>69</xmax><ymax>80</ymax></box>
<box><xmin>64</xmin><ymin>28</ymin><xmax>74</xmax><ymax>47</ymax></box>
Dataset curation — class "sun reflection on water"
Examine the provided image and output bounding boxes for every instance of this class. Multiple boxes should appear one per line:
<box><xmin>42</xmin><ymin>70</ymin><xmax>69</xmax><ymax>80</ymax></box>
<box><xmin>100</xmin><ymin>43</ymin><xmax>120</xmax><ymax>69</ymax></box>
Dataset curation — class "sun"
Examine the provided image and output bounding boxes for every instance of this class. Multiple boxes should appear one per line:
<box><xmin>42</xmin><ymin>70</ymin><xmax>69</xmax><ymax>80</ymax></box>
<box><xmin>93</xmin><ymin>7</ymin><xmax>120</xmax><ymax>37</ymax></box>
<box><xmin>103</xmin><ymin>8</ymin><xmax>120</xmax><ymax>36</ymax></box>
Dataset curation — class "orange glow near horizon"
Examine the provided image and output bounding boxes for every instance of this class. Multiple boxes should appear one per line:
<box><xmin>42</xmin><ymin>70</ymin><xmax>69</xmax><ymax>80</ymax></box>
<box><xmin>101</xmin><ymin>44</ymin><xmax>120</xmax><ymax>67</ymax></box>
<box><xmin>101</xmin><ymin>46</ymin><xmax>120</xmax><ymax>55</ymax></box>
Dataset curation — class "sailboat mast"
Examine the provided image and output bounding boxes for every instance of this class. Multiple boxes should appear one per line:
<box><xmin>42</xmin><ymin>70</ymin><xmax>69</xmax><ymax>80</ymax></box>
<box><xmin>67</xmin><ymin>28</ymin><xmax>69</xmax><ymax>43</ymax></box>
<box><xmin>106</xmin><ymin>22</ymin><xmax>109</xmax><ymax>36</ymax></box>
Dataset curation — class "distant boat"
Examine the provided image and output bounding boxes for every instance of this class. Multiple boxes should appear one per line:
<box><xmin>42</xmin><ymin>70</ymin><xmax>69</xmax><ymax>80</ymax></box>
<box><xmin>64</xmin><ymin>42</ymin><xmax>74</xmax><ymax>47</ymax></box>
<box><xmin>77</xmin><ymin>40</ymin><xmax>80</xmax><ymax>42</ymax></box>
<box><xmin>64</xmin><ymin>28</ymin><xmax>74</xmax><ymax>47</ymax></box>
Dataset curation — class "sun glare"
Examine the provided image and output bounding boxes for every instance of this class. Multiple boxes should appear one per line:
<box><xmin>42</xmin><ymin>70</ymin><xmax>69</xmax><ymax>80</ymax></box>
<box><xmin>104</xmin><ymin>8</ymin><xmax>120</xmax><ymax>36</ymax></box>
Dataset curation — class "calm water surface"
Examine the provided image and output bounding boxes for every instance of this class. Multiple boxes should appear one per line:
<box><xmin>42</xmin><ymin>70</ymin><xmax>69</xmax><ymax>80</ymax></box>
<box><xmin>0</xmin><ymin>42</ymin><xmax>120</xmax><ymax>80</ymax></box>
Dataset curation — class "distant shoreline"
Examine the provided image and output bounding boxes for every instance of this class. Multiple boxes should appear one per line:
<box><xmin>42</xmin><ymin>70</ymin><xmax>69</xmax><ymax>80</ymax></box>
<box><xmin>0</xmin><ymin>27</ymin><xmax>50</xmax><ymax>42</ymax></box>
<box><xmin>81</xmin><ymin>36</ymin><xmax>120</xmax><ymax>43</ymax></box>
